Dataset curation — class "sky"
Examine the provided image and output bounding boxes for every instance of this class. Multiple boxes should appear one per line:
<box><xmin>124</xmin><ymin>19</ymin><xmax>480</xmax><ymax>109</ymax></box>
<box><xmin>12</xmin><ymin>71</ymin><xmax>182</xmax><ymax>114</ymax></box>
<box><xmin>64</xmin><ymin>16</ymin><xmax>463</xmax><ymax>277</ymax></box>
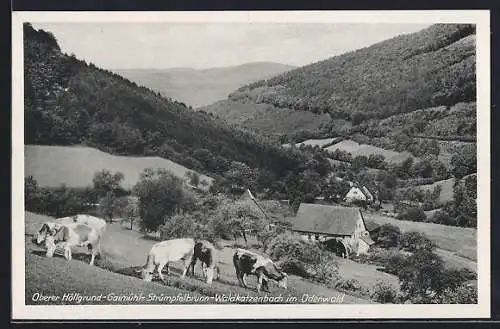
<box><xmin>32</xmin><ymin>22</ymin><xmax>432</xmax><ymax>70</ymax></box>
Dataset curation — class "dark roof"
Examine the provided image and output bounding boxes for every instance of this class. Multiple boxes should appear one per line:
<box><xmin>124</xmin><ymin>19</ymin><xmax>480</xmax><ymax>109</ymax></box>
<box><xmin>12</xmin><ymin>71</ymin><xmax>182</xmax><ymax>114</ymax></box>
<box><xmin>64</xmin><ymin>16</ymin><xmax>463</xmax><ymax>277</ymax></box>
<box><xmin>291</xmin><ymin>203</ymin><xmax>363</xmax><ymax>236</ymax></box>
<box><xmin>364</xmin><ymin>219</ymin><xmax>380</xmax><ymax>232</ymax></box>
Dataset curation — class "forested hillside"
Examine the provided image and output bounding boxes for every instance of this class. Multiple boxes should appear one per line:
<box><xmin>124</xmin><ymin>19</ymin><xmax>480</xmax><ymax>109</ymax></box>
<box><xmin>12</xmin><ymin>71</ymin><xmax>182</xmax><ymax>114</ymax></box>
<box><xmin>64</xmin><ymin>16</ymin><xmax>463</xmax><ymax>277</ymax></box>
<box><xmin>205</xmin><ymin>24</ymin><xmax>476</xmax><ymax>141</ymax></box>
<box><xmin>23</xmin><ymin>23</ymin><xmax>315</xmax><ymax>195</ymax></box>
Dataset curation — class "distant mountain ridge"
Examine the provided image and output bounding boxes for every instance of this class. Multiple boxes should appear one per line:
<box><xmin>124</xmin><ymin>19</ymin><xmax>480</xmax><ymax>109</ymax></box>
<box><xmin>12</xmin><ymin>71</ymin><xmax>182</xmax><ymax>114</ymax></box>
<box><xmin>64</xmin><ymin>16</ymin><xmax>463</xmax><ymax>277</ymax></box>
<box><xmin>114</xmin><ymin>62</ymin><xmax>295</xmax><ymax>108</ymax></box>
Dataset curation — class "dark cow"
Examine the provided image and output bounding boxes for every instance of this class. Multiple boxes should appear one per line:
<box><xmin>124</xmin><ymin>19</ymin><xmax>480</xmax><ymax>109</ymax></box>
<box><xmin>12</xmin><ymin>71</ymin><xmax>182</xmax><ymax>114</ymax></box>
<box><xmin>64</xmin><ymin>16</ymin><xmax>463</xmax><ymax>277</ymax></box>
<box><xmin>232</xmin><ymin>248</ymin><xmax>288</xmax><ymax>292</ymax></box>
<box><xmin>187</xmin><ymin>240</ymin><xmax>220</xmax><ymax>284</ymax></box>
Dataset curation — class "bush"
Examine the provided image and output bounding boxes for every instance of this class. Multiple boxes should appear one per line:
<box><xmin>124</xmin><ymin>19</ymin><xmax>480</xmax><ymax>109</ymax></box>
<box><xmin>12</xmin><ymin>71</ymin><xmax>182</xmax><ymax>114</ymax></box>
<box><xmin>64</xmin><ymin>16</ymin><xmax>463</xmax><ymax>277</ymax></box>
<box><xmin>436</xmin><ymin>283</ymin><xmax>478</xmax><ymax>304</ymax></box>
<box><xmin>356</xmin><ymin>247</ymin><xmax>405</xmax><ymax>267</ymax></box>
<box><xmin>335</xmin><ymin>279</ymin><xmax>368</xmax><ymax>296</ymax></box>
<box><xmin>399</xmin><ymin>231</ymin><xmax>435</xmax><ymax>253</ymax></box>
<box><xmin>266</xmin><ymin>233</ymin><xmax>323</xmax><ymax>278</ymax></box>
<box><xmin>309</xmin><ymin>256</ymin><xmax>341</xmax><ymax>285</ymax></box>
<box><xmin>371</xmin><ymin>280</ymin><xmax>398</xmax><ymax>303</ymax></box>
<box><xmin>266</xmin><ymin>232</ymin><xmax>323</xmax><ymax>265</ymax></box>
<box><xmin>398</xmin><ymin>206</ymin><xmax>427</xmax><ymax>222</ymax></box>
<box><xmin>385</xmin><ymin>252</ymin><xmax>408</xmax><ymax>275</ymax></box>
<box><xmin>430</xmin><ymin>210</ymin><xmax>455</xmax><ymax>225</ymax></box>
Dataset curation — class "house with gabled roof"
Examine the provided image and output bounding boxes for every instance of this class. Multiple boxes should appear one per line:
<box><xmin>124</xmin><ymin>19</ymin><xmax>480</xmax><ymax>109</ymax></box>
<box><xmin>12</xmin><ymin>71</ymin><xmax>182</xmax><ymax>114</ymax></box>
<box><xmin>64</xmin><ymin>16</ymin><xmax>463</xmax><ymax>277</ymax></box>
<box><xmin>344</xmin><ymin>182</ymin><xmax>377</xmax><ymax>205</ymax></box>
<box><xmin>288</xmin><ymin>203</ymin><xmax>375</xmax><ymax>258</ymax></box>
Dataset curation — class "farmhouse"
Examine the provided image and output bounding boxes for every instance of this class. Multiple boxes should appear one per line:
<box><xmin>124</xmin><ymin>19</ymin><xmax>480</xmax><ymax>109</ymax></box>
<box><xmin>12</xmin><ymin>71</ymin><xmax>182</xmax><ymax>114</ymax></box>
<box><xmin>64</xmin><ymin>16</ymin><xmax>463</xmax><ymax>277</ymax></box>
<box><xmin>289</xmin><ymin>203</ymin><xmax>374</xmax><ymax>258</ymax></box>
<box><xmin>344</xmin><ymin>183</ymin><xmax>376</xmax><ymax>205</ymax></box>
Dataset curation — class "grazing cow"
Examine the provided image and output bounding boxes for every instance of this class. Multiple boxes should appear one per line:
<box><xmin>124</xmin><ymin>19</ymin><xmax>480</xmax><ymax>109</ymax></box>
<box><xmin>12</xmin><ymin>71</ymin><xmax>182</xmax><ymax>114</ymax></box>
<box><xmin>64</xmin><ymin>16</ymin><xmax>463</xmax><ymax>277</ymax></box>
<box><xmin>34</xmin><ymin>222</ymin><xmax>103</xmax><ymax>266</ymax></box>
<box><xmin>187</xmin><ymin>240</ymin><xmax>220</xmax><ymax>284</ymax></box>
<box><xmin>56</xmin><ymin>214</ymin><xmax>107</xmax><ymax>234</ymax></box>
<box><xmin>137</xmin><ymin>238</ymin><xmax>195</xmax><ymax>282</ymax></box>
<box><xmin>233</xmin><ymin>248</ymin><xmax>288</xmax><ymax>292</ymax></box>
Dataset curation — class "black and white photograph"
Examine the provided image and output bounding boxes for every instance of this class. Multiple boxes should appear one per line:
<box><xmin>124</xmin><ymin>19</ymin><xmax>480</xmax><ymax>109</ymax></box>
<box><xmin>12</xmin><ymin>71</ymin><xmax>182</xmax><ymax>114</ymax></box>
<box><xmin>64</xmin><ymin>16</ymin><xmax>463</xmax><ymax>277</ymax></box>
<box><xmin>11</xmin><ymin>10</ymin><xmax>490</xmax><ymax>320</ymax></box>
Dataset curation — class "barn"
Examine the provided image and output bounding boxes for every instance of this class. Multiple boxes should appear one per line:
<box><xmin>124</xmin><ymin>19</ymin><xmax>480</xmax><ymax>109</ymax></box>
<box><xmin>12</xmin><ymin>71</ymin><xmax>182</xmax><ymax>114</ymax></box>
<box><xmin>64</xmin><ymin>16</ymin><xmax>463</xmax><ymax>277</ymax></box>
<box><xmin>289</xmin><ymin>203</ymin><xmax>375</xmax><ymax>258</ymax></box>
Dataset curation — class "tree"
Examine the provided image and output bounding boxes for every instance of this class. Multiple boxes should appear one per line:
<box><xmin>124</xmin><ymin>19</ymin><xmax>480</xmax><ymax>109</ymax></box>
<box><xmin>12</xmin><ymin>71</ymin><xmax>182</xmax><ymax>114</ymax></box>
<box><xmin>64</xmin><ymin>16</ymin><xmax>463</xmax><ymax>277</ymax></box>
<box><xmin>351</xmin><ymin>155</ymin><xmax>368</xmax><ymax>172</ymax></box>
<box><xmin>25</xmin><ymin>176</ymin><xmax>41</xmax><ymax>212</ymax></box>
<box><xmin>133</xmin><ymin>168</ymin><xmax>187</xmax><ymax>232</ymax></box>
<box><xmin>223</xmin><ymin>161</ymin><xmax>258</xmax><ymax>193</ymax></box>
<box><xmin>450</xmin><ymin>144</ymin><xmax>476</xmax><ymax>179</ymax></box>
<box><xmin>324</xmin><ymin>178</ymin><xmax>351</xmax><ymax>202</ymax></box>
<box><xmin>374</xmin><ymin>224</ymin><xmax>401</xmax><ymax>248</ymax></box>
<box><xmin>396</xmin><ymin>250</ymin><xmax>445</xmax><ymax>302</ymax></box>
<box><xmin>186</xmin><ymin>171</ymin><xmax>200</xmax><ymax>187</ymax></box>
<box><xmin>367</xmin><ymin>154</ymin><xmax>387</xmax><ymax>169</ymax></box>
<box><xmin>92</xmin><ymin>170</ymin><xmax>125</xmax><ymax>198</ymax></box>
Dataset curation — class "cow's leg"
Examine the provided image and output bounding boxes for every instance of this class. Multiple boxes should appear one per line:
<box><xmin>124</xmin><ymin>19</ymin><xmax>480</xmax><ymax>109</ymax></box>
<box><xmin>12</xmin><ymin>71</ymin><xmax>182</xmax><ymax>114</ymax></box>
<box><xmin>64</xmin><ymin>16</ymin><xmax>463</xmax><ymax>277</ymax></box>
<box><xmin>45</xmin><ymin>239</ymin><xmax>56</xmax><ymax>258</ymax></box>
<box><xmin>256</xmin><ymin>274</ymin><xmax>263</xmax><ymax>292</ymax></box>
<box><xmin>242</xmin><ymin>273</ymin><xmax>248</xmax><ymax>287</ymax></box>
<box><xmin>181</xmin><ymin>258</ymin><xmax>192</xmax><ymax>279</ymax></box>
<box><xmin>235</xmin><ymin>270</ymin><xmax>244</xmax><ymax>287</ymax></box>
<box><xmin>89</xmin><ymin>247</ymin><xmax>96</xmax><ymax>266</ymax></box>
<box><xmin>184</xmin><ymin>255</ymin><xmax>196</xmax><ymax>278</ymax></box>
<box><xmin>205</xmin><ymin>265</ymin><xmax>214</xmax><ymax>284</ymax></box>
<box><xmin>63</xmin><ymin>243</ymin><xmax>72</xmax><ymax>261</ymax></box>
<box><xmin>157</xmin><ymin>261</ymin><xmax>167</xmax><ymax>282</ymax></box>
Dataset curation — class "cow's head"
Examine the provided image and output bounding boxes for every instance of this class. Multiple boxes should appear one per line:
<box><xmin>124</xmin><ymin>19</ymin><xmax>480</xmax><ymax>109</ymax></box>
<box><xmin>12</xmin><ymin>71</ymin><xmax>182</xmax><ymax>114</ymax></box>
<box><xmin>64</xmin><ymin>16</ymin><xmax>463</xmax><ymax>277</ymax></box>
<box><xmin>277</xmin><ymin>273</ymin><xmax>288</xmax><ymax>290</ymax></box>
<box><xmin>34</xmin><ymin>222</ymin><xmax>59</xmax><ymax>245</ymax></box>
<box><xmin>141</xmin><ymin>269</ymin><xmax>153</xmax><ymax>282</ymax></box>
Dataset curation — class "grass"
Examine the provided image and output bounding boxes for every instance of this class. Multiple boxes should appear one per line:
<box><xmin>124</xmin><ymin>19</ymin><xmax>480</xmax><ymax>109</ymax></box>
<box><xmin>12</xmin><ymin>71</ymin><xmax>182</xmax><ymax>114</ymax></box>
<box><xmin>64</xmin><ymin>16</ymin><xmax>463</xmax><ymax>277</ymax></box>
<box><xmin>363</xmin><ymin>211</ymin><xmax>477</xmax><ymax>268</ymax></box>
<box><xmin>25</xmin><ymin>211</ymin><xmax>372</xmax><ymax>304</ymax></box>
<box><xmin>325</xmin><ymin>140</ymin><xmax>416</xmax><ymax>164</ymax></box>
<box><xmin>414</xmin><ymin>178</ymin><xmax>455</xmax><ymax>204</ymax></box>
<box><xmin>25</xmin><ymin>145</ymin><xmax>213</xmax><ymax>190</ymax></box>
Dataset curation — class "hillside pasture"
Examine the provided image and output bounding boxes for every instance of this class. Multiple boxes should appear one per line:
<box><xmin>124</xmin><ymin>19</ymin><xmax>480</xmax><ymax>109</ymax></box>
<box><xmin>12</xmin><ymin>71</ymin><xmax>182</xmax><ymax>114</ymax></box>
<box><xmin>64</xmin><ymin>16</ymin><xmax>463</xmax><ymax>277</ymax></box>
<box><xmin>415</xmin><ymin>178</ymin><xmax>455</xmax><ymax>204</ymax></box>
<box><xmin>24</xmin><ymin>212</ymin><xmax>372</xmax><ymax>305</ymax></box>
<box><xmin>325</xmin><ymin>140</ymin><xmax>415</xmax><ymax>164</ymax></box>
<box><xmin>25</xmin><ymin>145</ymin><xmax>213</xmax><ymax>190</ymax></box>
<box><xmin>363</xmin><ymin>212</ymin><xmax>477</xmax><ymax>266</ymax></box>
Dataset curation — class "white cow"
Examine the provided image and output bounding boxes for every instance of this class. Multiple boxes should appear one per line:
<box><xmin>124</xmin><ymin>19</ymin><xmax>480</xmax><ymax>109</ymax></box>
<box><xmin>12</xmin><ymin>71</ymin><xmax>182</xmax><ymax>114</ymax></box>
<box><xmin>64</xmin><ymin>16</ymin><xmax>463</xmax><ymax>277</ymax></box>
<box><xmin>35</xmin><ymin>221</ymin><xmax>103</xmax><ymax>266</ymax></box>
<box><xmin>55</xmin><ymin>214</ymin><xmax>107</xmax><ymax>234</ymax></box>
<box><xmin>137</xmin><ymin>238</ymin><xmax>195</xmax><ymax>282</ymax></box>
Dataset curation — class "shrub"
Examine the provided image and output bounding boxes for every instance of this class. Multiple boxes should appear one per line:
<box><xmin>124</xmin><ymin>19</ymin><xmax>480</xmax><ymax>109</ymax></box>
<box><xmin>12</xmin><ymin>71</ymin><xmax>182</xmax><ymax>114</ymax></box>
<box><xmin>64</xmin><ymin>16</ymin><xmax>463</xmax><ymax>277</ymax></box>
<box><xmin>309</xmin><ymin>256</ymin><xmax>341</xmax><ymax>285</ymax></box>
<box><xmin>357</xmin><ymin>247</ymin><xmax>406</xmax><ymax>267</ymax></box>
<box><xmin>399</xmin><ymin>231</ymin><xmax>435</xmax><ymax>253</ymax></box>
<box><xmin>385</xmin><ymin>252</ymin><xmax>408</xmax><ymax>275</ymax></box>
<box><xmin>266</xmin><ymin>233</ymin><xmax>323</xmax><ymax>278</ymax></box>
<box><xmin>431</xmin><ymin>210</ymin><xmax>455</xmax><ymax>225</ymax></box>
<box><xmin>371</xmin><ymin>280</ymin><xmax>398</xmax><ymax>303</ymax></box>
<box><xmin>335</xmin><ymin>279</ymin><xmax>366</xmax><ymax>295</ymax></box>
<box><xmin>266</xmin><ymin>232</ymin><xmax>322</xmax><ymax>264</ymax></box>
<box><xmin>436</xmin><ymin>283</ymin><xmax>478</xmax><ymax>304</ymax></box>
